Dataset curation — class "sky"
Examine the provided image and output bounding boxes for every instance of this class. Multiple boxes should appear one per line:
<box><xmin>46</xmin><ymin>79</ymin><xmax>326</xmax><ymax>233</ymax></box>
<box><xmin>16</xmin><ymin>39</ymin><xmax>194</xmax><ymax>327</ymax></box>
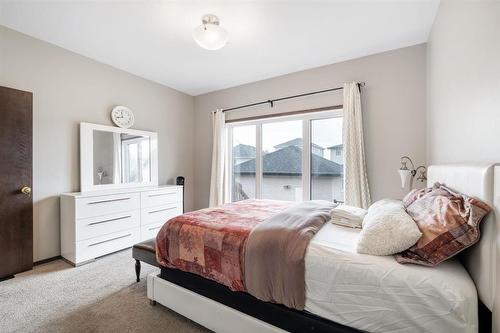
<box><xmin>232</xmin><ymin>117</ymin><xmax>342</xmax><ymax>152</ymax></box>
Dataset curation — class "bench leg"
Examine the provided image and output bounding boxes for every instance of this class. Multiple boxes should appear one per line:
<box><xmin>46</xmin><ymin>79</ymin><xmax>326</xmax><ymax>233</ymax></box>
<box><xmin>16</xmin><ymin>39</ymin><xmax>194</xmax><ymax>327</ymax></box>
<box><xmin>135</xmin><ymin>259</ymin><xmax>141</xmax><ymax>282</ymax></box>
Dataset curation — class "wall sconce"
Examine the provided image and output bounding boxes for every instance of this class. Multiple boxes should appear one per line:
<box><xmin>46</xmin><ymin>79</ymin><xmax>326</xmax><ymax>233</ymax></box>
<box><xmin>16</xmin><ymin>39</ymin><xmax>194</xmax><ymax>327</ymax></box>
<box><xmin>398</xmin><ymin>156</ymin><xmax>427</xmax><ymax>189</ymax></box>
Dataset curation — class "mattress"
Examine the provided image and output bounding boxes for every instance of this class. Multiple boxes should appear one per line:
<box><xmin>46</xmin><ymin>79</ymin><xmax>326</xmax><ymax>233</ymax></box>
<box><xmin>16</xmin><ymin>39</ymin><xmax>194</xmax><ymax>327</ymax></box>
<box><xmin>304</xmin><ymin>223</ymin><xmax>478</xmax><ymax>333</ymax></box>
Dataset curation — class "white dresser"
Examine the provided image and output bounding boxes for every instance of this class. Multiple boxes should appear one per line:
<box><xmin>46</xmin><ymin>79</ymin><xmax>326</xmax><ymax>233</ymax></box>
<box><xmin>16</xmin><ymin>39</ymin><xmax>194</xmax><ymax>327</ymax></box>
<box><xmin>60</xmin><ymin>185</ymin><xmax>183</xmax><ymax>266</ymax></box>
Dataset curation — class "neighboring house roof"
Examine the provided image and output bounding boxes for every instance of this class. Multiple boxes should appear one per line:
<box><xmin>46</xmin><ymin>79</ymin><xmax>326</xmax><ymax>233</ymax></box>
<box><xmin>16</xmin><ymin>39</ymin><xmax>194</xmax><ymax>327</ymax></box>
<box><xmin>327</xmin><ymin>144</ymin><xmax>343</xmax><ymax>149</ymax></box>
<box><xmin>274</xmin><ymin>138</ymin><xmax>324</xmax><ymax>151</ymax></box>
<box><xmin>234</xmin><ymin>145</ymin><xmax>343</xmax><ymax>176</ymax></box>
<box><xmin>233</xmin><ymin>144</ymin><xmax>256</xmax><ymax>158</ymax></box>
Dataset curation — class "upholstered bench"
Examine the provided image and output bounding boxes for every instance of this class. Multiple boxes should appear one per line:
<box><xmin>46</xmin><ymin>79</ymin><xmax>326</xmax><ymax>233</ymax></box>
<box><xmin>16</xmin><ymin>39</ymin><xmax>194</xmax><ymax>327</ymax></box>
<box><xmin>132</xmin><ymin>238</ymin><xmax>159</xmax><ymax>282</ymax></box>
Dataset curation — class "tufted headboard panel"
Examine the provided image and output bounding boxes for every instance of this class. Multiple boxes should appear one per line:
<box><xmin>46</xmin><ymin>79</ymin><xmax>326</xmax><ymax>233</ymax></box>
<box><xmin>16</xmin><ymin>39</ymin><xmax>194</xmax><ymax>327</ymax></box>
<box><xmin>427</xmin><ymin>164</ymin><xmax>497</xmax><ymax>311</ymax></box>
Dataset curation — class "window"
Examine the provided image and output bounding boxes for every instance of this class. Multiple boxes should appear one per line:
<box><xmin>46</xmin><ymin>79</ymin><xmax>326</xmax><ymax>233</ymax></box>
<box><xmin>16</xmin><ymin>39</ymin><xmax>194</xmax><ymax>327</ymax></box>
<box><xmin>262</xmin><ymin>120</ymin><xmax>303</xmax><ymax>201</ymax></box>
<box><xmin>231</xmin><ymin>125</ymin><xmax>256</xmax><ymax>201</ymax></box>
<box><xmin>228</xmin><ymin>109</ymin><xmax>343</xmax><ymax>202</ymax></box>
<box><xmin>311</xmin><ymin>117</ymin><xmax>343</xmax><ymax>201</ymax></box>
<box><xmin>122</xmin><ymin>136</ymin><xmax>150</xmax><ymax>183</ymax></box>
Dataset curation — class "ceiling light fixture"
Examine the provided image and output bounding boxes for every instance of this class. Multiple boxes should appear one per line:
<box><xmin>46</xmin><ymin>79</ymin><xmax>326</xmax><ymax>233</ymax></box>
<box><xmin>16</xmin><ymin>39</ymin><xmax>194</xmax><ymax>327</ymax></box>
<box><xmin>193</xmin><ymin>14</ymin><xmax>228</xmax><ymax>51</ymax></box>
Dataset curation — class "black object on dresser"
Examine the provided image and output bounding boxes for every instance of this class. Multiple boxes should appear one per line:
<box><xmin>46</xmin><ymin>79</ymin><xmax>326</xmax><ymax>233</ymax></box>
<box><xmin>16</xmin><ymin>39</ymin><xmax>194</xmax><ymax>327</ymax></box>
<box><xmin>176</xmin><ymin>176</ymin><xmax>185</xmax><ymax>213</ymax></box>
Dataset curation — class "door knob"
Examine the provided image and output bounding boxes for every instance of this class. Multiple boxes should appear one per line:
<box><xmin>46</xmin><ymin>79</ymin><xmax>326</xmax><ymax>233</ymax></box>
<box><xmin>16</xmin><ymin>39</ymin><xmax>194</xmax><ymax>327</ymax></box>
<box><xmin>20</xmin><ymin>186</ymin><xmax>32</xmax><ymax>196</ymax></box>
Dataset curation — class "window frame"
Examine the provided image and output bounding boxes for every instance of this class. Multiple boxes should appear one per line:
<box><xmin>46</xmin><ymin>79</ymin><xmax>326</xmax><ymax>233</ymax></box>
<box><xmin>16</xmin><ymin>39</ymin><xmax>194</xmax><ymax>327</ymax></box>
<box><xmin>227</xmin><ymin>109</ymin><xmax>343</xmax><ymax>202</ymax></box>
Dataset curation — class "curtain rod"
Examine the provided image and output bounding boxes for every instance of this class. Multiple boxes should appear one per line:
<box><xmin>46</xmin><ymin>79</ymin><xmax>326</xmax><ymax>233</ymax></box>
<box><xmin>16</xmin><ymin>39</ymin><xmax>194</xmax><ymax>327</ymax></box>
<box><xmin>216</xmin><ymin>82</ymin><xmax>365</xmax><ymax>113</ymax></box>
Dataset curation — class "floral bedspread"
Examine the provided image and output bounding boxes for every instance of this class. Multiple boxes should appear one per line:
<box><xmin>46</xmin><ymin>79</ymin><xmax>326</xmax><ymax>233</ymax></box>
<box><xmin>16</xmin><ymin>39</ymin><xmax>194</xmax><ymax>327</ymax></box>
<box><xmin>155</xmin><ymin>199</ymin><xmax>292</xmax><ymax>291</ymax></box>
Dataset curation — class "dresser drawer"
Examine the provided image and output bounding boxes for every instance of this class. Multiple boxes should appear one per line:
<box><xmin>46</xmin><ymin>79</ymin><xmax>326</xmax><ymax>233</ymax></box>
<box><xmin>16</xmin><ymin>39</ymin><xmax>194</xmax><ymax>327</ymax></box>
<box><xmin>141</xmin><ymin>203</ymin><xmax>182</xmax><ymax>226</ymax></box>
<box><xmin>76</xmin><ymin>193</ymin><xmax>140</xmax><ymax>218</ymax></box>
<box><xmin>141</xmin><ymin>222</ymin><xmax>164</xmax><ymax>241</ymax></box>
<box><xmin>76</xmin><ymin>210</ymin><xmax>140</xmax><ymax>241</ymax></box>
<box><xmin>141</xmin><ymin>188</ymin><xmax>182</xmax><ymax>208</ymax></box>
<box><xmin>75</xmin><ymin>227</ymin><xmax>140</xmax><ymax>263</ymax></box>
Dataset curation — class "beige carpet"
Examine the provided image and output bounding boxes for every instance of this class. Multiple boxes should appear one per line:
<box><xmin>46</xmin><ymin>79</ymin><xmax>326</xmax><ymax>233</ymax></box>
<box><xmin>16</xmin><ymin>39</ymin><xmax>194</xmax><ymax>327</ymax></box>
<box><xmin>0</xmin><ymin>249</ymin><xmax>210</xmax><ymax>333</ymax></box>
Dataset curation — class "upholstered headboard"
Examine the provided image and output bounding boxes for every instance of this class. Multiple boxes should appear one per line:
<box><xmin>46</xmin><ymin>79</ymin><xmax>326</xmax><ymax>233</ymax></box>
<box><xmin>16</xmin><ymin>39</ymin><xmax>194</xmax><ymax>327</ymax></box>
<box><xmin>427</xmin><ymin>164</ymin><xmax>498</xmax><ymax>312</ymax></box>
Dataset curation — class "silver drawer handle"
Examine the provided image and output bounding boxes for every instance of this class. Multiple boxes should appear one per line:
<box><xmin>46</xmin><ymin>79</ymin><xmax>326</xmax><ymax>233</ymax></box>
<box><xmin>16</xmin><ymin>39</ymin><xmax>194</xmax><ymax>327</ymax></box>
<box><xmin>87</xmin><ymin>197</ymin><xmax>131</xmax><ymax>205</ymax></box>
<box><xmin>148</xmin><ymin>226</ymin><xmax>162</xmax><ymax>231</ymax></box>
<box><xmin>148</xmin><ymin>192</ymin><xmax>176</xmax><ymax>197</ymax></box>
<box><xmin>88</xmin><ymin>233</ymin><xmax>132</xmax><ymax>247</ymax></box>
<box><xmin>88</xmin><ymin>215</ymin><xmax>131</xmax><ymax>226</ymax></box>
<box><xmin>148</xmin><ymin>207</ymin><xmax>177</xmax><ymax>214</ymax></box>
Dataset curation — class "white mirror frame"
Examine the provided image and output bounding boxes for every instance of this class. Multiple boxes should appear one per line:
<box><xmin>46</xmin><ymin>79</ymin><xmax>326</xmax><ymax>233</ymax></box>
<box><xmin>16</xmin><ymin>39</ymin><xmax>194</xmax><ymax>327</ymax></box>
<box><xmin>80</xmin><ymin>122</ymin><xmax>159</xmax><ymax>192</ymax></box>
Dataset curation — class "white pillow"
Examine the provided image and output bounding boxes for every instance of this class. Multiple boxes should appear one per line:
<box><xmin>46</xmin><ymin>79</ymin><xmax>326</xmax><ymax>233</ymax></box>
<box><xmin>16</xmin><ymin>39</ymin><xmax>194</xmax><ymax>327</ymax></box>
<box><xmin>356</xmin><ymin>199</ymin><xmax>422</xmax><ymax>256</ymax></box>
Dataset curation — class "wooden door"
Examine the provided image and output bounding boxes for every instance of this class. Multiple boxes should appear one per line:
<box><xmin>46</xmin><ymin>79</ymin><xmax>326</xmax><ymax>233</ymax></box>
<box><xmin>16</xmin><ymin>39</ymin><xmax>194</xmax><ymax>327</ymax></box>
<box><xmin>0</xmin><ymin>86</ymin><xmax>33</xmax><ymax>279</ymax></box>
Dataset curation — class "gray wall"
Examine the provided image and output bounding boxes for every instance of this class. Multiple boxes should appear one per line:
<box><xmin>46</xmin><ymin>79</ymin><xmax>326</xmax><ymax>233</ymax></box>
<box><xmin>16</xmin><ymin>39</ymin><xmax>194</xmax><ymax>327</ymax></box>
<box><xmin>427</xmin><ymin>0</ymin><xmax>500</xmax><ymax>164</ymax></box>
<box><xmin>194</xmin><ymin>44</ymin><xmax>427</xmax><ymax>209</ymax></box>
<box><xmin>0</xmin><ymin>26</ymin><xmax>195</xmax><ymax>262</ymax></box>
<box><xmin>427</xmin><ymin>1</ymin><xmax>500</xmax><ymax>329</ymax></box>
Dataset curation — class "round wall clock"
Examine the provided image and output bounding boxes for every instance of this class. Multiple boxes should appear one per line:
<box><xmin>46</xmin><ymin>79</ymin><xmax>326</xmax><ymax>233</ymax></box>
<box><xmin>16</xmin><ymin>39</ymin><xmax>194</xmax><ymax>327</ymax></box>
<box><xmin>111</xmin><ymin>106</ymin><xmax>135</xmax><ymax>128</ymax></box>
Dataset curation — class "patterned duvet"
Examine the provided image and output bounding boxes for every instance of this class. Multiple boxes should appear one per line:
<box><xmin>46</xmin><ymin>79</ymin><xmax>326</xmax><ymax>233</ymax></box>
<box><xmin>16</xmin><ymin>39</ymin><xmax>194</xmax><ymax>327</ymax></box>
<box><xmin>155</xmin><ymin>199</ymin><xmax>291</xmax><ymax>291</ymax></box>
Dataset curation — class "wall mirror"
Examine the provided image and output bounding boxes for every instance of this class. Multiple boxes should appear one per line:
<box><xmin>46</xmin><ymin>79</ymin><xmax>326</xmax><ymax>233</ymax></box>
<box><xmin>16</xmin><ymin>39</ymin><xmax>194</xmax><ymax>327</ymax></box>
<box><xmin>80</xmin><ymin>122</ymin><xmax>158</xmax><ymax>191</ymax></box>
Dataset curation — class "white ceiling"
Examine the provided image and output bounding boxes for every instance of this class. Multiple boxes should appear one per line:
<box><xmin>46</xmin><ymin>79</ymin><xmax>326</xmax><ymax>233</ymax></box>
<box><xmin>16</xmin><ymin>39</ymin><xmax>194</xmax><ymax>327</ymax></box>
<box><xmin>0</xmin><ymin>1</ymin><xmax>440</xmax><ymax>96</ymax></box>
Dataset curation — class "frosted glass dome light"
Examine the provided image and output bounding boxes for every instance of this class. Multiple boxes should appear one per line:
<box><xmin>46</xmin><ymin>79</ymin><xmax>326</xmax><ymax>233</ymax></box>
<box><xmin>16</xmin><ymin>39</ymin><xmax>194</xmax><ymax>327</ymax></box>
<box><xmin>193</xmin><ymin>14</ymin><xmax>228</xmax><ymax>50</ymax></box>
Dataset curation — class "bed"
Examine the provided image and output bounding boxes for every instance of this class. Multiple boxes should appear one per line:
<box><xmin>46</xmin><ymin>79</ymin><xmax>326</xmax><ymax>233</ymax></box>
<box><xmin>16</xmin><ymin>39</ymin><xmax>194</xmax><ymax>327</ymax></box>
<box><xmin>147</xmin><ymin>164</ymin><xmax>499</xmax><ymax>333</ymax></box>
<box><xmin>305</xmin><ymin>223</ymin><xmax>478</xmax><ymax>332</ymax></box>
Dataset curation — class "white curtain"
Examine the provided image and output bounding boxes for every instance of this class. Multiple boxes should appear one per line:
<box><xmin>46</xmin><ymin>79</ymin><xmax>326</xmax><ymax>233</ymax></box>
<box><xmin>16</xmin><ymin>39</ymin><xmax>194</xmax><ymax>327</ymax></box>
<box><xmin>112</xmin><ymin>132</ymin><xmax>122</xmax><ymax>184</ymax></box>
<box><xmin>343</xmin><ymin>82</ymin><xmax>371</xmax><ymax>209</ymax></box>
<box><xmin>209</xmin><ymin>109</ymin><xmax>229</xmax><ymax>207</ymax></box>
